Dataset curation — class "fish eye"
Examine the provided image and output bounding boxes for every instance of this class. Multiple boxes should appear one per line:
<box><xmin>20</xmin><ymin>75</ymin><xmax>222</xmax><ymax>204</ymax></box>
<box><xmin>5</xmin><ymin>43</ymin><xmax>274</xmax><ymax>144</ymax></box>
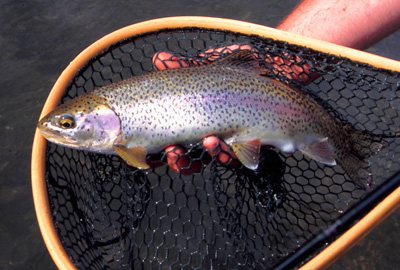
<box><xmin>59</xmin><ymin>114</ymin><xmax>76</xmax><ymax>129</ymax></box>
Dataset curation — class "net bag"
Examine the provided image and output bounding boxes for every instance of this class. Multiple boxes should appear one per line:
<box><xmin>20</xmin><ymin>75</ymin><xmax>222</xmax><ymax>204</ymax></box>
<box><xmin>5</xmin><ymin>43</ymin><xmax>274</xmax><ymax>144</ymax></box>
<box><xmin>31</xmin><ymin>17</ymin><xmax>400</xmax><ymax>270</ymax></box>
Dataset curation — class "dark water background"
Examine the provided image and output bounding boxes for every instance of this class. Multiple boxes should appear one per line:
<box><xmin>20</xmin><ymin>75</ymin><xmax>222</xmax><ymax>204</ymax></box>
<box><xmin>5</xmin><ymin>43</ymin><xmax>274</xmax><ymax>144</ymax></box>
<box><xmin>0</xmin><ymin>0</ymin><xmax>399</xmax><ymax>269</ymax></box>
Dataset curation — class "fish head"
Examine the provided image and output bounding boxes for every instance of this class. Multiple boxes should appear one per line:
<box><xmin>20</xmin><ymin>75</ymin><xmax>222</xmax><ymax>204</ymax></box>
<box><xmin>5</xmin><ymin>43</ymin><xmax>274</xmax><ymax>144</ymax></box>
<box><xmin>37</xmin><ymin>94</ymin><xmax>121</xmax><ymax>153</ymax></box>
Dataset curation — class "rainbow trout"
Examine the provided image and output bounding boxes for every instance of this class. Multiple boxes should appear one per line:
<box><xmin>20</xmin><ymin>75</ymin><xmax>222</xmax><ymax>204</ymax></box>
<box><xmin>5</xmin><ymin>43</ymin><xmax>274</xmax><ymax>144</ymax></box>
<box><xmin>38</xmin><ymin>51</ymin><xmax>385</xmax><ymax>188</ymax></box>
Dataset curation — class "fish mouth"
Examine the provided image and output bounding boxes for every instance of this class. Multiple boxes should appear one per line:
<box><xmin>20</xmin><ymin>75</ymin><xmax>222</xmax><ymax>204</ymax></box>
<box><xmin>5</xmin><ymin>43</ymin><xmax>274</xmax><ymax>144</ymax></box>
<box><xmin>39</xmin><ymin>128</ymin><xmax>77</xmax><ymax>145</ymax></box>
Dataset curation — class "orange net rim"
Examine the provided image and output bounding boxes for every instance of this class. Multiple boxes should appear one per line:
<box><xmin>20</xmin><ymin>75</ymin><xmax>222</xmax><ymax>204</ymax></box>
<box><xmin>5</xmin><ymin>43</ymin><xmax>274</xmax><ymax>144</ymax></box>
<box><xmin>31</xmin><ymin>16</ymin><xmax>400</xmax><ymax>270</ymax></box>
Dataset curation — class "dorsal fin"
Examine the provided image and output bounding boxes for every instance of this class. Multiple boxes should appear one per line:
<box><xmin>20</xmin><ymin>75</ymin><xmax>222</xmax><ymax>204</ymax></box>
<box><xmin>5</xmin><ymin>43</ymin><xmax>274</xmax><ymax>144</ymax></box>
<box><xmin>212</xmin><ymin>50</ymin><xmax>260</xmax><ymax>71</ymax></box>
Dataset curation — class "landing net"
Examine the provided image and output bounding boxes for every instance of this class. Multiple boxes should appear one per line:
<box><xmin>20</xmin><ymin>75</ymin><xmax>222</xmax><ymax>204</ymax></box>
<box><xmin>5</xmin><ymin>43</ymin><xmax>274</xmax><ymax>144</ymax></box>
<box><xmin>43</xmin><ymin>28</ymin><xmax>400</xmax><ymax>269</ymax></box>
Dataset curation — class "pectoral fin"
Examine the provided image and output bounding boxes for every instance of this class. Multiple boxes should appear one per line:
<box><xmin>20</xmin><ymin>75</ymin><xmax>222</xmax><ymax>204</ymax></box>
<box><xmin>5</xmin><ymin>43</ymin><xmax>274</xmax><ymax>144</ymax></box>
<box><xmin>229</xmin><ymin>139</ymin><xmax>261</xmax><ymax>170</ymax></box>
<box><xmin>299</xmin><ymin>137</ymin><xmax>336</xmax><ymax>166</ymax></box>
<box><xmin>113</xmin><ymin>145</ymin><xmax>150</xmax><ymax>169</ymax></box>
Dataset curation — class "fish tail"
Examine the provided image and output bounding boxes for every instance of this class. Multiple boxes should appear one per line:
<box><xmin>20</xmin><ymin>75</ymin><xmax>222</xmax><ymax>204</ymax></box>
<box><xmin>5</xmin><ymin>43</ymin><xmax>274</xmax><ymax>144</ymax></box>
<box><xmin>337</xmin><ymin>125</ymin><xmax>388</xmax><ymax>190</ymax></box>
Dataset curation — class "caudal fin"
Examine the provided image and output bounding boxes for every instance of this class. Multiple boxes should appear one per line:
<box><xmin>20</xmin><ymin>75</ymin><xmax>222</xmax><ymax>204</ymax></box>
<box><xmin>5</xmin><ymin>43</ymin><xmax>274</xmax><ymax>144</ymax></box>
<box><xmin>337</xmin><ymin>125</ymin><xmax>387</xmax><ymax>189</ymax></box>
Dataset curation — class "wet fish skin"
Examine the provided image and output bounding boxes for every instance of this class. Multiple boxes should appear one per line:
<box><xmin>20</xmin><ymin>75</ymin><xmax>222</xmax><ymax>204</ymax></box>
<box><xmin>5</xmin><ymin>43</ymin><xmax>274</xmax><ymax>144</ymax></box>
<box><xmin>38</xmin><ymin>51</ymin><xmax>385</xmax><ymax>188</ymax></box>
<box><xmin>97</xmin><ymin>63</ymin><xmax>327</xmax><ymax>151</ymax></box>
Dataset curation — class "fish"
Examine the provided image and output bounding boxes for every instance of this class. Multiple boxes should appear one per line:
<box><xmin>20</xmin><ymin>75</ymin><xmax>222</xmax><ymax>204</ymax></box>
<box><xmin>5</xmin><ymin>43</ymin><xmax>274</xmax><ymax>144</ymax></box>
<box><xmin>37</xmin><ymin>50</ymin><xmax>386</xmax><ymax>188</ymax></box>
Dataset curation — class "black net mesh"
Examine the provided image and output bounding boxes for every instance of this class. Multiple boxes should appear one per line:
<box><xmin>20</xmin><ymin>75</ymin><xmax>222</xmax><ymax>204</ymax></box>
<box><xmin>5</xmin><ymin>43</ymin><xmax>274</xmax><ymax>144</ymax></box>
<box><xmin>43</xmin><ymin>28</ymin><xmax>400</xmax><ymax>269</ymax></box>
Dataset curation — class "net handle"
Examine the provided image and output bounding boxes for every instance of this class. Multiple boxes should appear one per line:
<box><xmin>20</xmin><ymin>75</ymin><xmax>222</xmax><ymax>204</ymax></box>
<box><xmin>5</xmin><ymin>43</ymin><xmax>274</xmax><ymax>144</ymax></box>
<box><xmin>31</xmin><ymin>16</ymin><xmax>400</xmax><ymax>270</ymax></box>
<box><xmin>300</xmin><ymin>185</ymin><xmax>400</xmax><ymax>269</ymax></box>
<box><xmin>290</xmin><ymin>174</ymin><xmax>400</xmax><ymax>270</ymax></box>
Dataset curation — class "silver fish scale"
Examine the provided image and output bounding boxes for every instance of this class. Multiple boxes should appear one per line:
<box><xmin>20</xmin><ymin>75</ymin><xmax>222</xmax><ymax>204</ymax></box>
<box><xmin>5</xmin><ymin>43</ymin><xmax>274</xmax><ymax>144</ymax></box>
<box><xmin>93</xmin><ymin>64</ymin><xmax>346</xmax><ymax>155</ymax></box>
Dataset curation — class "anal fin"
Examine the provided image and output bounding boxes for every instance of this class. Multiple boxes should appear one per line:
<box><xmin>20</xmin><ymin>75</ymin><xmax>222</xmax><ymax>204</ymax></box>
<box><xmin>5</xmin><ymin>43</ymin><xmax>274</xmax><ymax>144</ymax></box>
<box><xmin>113</xmin><ymin>145</ymin><xmax>150</xmax><ymax>169</ymax></box>
<box><xmin>299</xmin><ymin>137</ymin><xmax>336</xmax><ymax>166</ymax></box>
<box><xmin>229</xmin><ymin>139</ymin><xmax>261</xmax><ymax>170</ymax></box>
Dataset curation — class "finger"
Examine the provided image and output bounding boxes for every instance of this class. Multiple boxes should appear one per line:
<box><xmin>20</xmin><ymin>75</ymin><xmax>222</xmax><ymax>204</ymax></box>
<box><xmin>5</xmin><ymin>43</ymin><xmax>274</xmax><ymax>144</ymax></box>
<box><xmin>152</xmin><ymin>52</ymin><xmax>191</xmax><ymax>71</ymax></box>
<box><xmin>165</xmin><ymin>145</ymin><xmax>202</xmax><ymax>174</ymax></box>
<box><xmin>204</xmin><ymin>44</ymin><xmax>252</xmax><ymax>54</ymax></box>
<box><xmin>262</xmin><ymin>53</ymin><xmax>315</xmax><ymax>84</ymax></box>
<box><xmin>153</xmin><ymin>44</ymin><xmax>255</xmax><ymax>72</ymax></box>
<box><xmin>203</xmin><ymin>136</ymin><xmax>238</xmax><ymax>165</ymax></box>
<box><xmin>165</xmin><ymin>145</ymin><xmax>190</xmax><ymax>173</ymax></box>
<box><xmin>203</xmin><ymin>44</ymin><xmax>254</xmax><ymax>61</ymax></box>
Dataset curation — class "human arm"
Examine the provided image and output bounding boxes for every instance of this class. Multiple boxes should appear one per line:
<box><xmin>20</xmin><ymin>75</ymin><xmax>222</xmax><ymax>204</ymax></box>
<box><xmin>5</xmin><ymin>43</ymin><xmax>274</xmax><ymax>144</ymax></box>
<box><xmin>161</xmin><ymin>0</ymin><xmax>400</xmax><ymax>173</ymax></box>
<box><xmin>278</xmin><ymin>0</ymin><xmax>400</xmax><ymax>50</ymax></box>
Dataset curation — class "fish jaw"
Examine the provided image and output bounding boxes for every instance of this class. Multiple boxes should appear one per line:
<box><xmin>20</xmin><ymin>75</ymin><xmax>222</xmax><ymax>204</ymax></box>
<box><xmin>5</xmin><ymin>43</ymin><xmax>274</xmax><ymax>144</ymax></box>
<box><xmin>38</xmin><ymin>123</ymin><xmax>78</xmax><ymax>146</ymax></box>
<box><xmin>37</xmin><ymin>95</ymin><xmax>121</xmax><ymax>154</ymax></box>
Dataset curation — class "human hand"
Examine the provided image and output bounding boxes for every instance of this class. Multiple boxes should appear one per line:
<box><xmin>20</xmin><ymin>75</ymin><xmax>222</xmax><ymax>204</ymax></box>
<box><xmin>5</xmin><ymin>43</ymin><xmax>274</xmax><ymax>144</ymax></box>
<box><xmin>164</xmin><ymin>136</ymin><xmax>239</xmax><ymax>175</ymax></box>
<box><xmin>153</xmin><ymin>44</ymin><xmax>316</xmax><ymax>84</ymax></box>
<box><xmin>152</xmin><ymin>45</ymin><xmax>317</xmax><ymax>174</ymax></box>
